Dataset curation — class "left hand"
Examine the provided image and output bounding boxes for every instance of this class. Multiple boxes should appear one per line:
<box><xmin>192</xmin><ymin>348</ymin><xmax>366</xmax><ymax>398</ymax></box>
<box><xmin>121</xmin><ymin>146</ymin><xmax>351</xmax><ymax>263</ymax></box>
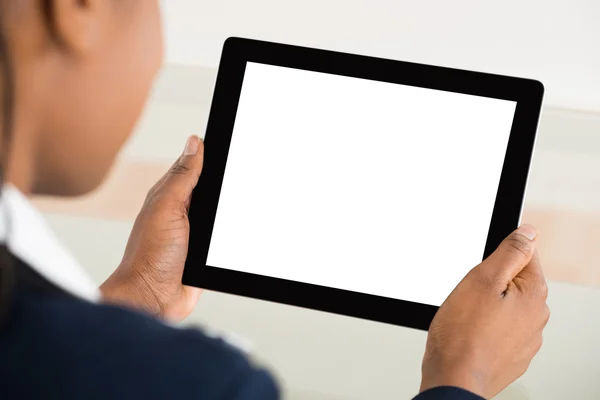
<box><xmin>101</xmin><ymin>135</ymin><xmax>204</xmax><ymax>322</ymax></box>
<box><xmin>420</xmin><ymin>226</ymin><xmax>549</xmax><ymax>398</ymax></box>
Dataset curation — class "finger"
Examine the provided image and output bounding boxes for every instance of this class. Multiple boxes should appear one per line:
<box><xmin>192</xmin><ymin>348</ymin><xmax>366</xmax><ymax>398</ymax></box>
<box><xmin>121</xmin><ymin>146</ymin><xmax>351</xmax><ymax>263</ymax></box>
<box><xmin>513</xmin><ymin>250</ymin><xmax>549</xmax><ymax>299</ymax></box>
<box><xmin>517</xmin><ymin>250</ymin><xmax>547</xmax><ymax>285</ymax></box>
<box><xmin>541</xmin><ymin>303</ymin><xmax>551</xmax><ymax>327</ymax></box>
<box><xmin>155</xmin><ymin>136</ymin><xmax>204</xmax><ymax>205</ymax></box>
<box><xmin>163</xmin><ymin>286</ymin><xmax>203</xmax><ymax>323</ymax></box>
<box><xmin>146</xmin><ymin>151</ymin><xmax>188</xmax><ymax>200</ymax></box>
<box><xmin>481</xmin><ymin>225</ymin><xmax>538</xmax><ymax>283</ymax></box>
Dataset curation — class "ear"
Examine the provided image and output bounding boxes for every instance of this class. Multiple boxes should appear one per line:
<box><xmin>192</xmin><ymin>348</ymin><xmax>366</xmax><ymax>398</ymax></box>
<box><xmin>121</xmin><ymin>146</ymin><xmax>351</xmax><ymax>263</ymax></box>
<box><xmin>48</xmin><ymin>0</ymin><xmax>112</xmax><ymax>55</ymax></box>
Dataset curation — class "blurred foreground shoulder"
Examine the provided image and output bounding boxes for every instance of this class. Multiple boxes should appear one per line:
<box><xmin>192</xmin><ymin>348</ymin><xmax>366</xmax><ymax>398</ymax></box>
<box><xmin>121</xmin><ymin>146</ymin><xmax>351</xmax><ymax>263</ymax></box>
<box><xmin>1</xmin><ymin>289</ymin><xmax>280</xmax><ymax>400</ymax></box>
<box><xmin>414</xmin><ymin>387</ymin><xmax>485</xmax><ymax>400</ymax></box>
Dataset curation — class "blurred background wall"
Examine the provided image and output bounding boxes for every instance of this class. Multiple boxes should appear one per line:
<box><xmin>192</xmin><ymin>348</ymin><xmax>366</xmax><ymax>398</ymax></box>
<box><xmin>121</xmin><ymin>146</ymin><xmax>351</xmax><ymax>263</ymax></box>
<box><xmin>32</xmin><ymin>1</ymin><xmax>600</xmax><ymax>399</ymax></box>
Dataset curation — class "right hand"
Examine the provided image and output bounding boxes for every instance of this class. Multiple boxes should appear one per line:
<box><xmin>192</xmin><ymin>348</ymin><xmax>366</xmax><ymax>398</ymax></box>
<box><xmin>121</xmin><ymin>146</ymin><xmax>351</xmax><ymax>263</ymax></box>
<box><xmin>420</xmin><ymin>225</ymin><xmax>550</xmax><ymax>399</ymax></box>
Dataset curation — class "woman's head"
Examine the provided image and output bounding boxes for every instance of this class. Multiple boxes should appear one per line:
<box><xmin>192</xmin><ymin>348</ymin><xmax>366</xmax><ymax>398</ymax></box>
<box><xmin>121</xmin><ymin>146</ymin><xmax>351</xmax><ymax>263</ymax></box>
<box><xmin>0</xmin><ymin>0</ymin><xmax>162</xmax><ymax>196</ymax></box>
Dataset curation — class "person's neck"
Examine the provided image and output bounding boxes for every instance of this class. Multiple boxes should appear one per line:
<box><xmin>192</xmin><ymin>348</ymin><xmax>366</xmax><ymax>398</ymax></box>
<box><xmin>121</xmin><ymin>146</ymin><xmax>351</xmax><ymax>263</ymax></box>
<box><xmin>3</xmin><ymin>111</ymin><xmax>38</xmax><ymax>196</ymax></box>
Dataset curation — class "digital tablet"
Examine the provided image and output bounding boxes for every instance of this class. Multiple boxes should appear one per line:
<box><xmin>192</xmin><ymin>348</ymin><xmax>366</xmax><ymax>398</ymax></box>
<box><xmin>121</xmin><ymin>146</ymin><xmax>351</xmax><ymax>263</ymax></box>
<box><xmin>183</xmin><ymin>37</ymin><xmax>544</xmax><ymax>331</ymax></box>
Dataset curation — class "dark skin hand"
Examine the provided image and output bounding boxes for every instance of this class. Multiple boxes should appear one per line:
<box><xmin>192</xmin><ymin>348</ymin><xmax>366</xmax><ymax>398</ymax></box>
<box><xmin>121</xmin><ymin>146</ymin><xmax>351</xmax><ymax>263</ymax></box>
<box><xmin>101</xmin><ymin>136</ymin><xmax>204</xmax><ymax>322</ymax></box>
<box><xmin>101</xmin><ymin>136</ymin><xmax>549</xmax><ymax>398</ymax></box>
<box><xmin>420</xmin><ymin>225</ymin><xmax>550</xmax><ymax>399</ymax></box>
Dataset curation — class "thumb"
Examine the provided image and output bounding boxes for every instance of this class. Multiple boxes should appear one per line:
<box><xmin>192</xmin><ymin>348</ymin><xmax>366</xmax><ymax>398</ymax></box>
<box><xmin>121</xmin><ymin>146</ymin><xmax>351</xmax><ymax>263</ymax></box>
<box><xmin>157</xmin><ymin>136</ymin><xmax>205</xmax><ymax>205</ymax></box>
<box><xmin>481</xmin><ymin>225</ymin><xmax>538</xmax><ymax>284</ymax></box>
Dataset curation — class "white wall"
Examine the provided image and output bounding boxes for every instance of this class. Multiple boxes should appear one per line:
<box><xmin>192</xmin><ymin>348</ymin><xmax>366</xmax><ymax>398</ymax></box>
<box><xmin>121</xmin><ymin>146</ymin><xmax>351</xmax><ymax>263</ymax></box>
<box><xmin>160</xmin><ymin>0</ymin><xmax>600</xmax><ymax>113</ymax></box>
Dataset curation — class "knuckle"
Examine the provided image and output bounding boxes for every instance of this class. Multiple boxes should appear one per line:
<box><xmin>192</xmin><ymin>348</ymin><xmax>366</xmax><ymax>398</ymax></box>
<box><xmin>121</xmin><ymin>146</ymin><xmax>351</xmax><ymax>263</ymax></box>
<box><xmin>170</xmin><ymin>163</ymin><xmax>189</xmax><ymax>176</ymax></box>
<box><xmin>145</xmin><ymin>183</ymin><xmax>160</xmax><ymax>202</ymax></box>
<box><xmin>475</xmin><ymin>267</ymin><xmax>499</xmax><ymax>287</ymax></box>
<box><xmin>505</xmin><ymin>234</ymin><xmax>533</xmax><ymax>258</ymax></box>
<box><xmin>528</xmin><ymin>280</ymin><xmax>548</xmax><ymax>300</ymax></box>
<box><xmin>472</xmin><ymin>265</ymin><xmax>506</xmax><ymax>292</ymax></box>
<box><xmin>143</xmin><ymin>189</ymin><xmax>172</xmax><ymax>211</ymax></box>
<box><xmin>540</xmin><ymin>280</ymin><xmax>549</xmax><ymax>300</ymax></box>
<box><xmin>144</xmin><ymin>183</ymin><xmax>166</xmax><ymax>206</ymax></box>
<box><xmin>143</xmin><ymin>189</ymin><xmax>158</xmax><ymax>207</ymax></box>
<box><xmin>542</xmin><ymin>304</ymin><xmax>551</xmax><ymax>326</ymax></box>
<box><xmin>144</xmin><ymin>188</ymin><xmax>155</xmax><ymax>203</ymax></box>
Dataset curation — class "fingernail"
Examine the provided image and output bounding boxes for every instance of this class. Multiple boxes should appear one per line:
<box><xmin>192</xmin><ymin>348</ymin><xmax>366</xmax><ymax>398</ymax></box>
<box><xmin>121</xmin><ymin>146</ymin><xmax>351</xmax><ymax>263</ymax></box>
<box><xmin>517</xmin><ymin>224</ymin><xmax>537</xmax><ymax>241</ymax></box>
<box><xmin>184</xmin><ymin>136</ymin><xmax>199</xmax><ymax>156</ymax></box>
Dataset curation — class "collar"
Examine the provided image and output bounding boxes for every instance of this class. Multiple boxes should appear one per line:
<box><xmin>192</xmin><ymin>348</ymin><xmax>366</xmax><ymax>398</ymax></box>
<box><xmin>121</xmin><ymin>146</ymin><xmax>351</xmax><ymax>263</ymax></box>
<box><xmin>0</xmin><ymin>185</ymin><xmax>254</xmax><ymax>353</ymax></box>
<box><xmin>0</xmin><ymin>185</ymin><xmax>101</xmax><ymax>303</ymax></box>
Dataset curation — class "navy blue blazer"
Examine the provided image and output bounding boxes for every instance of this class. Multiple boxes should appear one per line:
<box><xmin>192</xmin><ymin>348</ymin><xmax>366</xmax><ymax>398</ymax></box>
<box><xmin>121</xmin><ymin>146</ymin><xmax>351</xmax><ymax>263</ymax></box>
<box><xmin>0</xmin><ymin>256</ymin><xmax>482</xmax><ymax>400</ymax></box>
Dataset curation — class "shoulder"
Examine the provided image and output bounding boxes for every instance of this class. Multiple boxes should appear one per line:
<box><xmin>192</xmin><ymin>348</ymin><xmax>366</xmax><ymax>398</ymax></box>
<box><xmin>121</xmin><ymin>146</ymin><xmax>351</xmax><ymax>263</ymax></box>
<box><xmin>414</xmin><ymin>387</ymin><xmax>485</xmax><ymax>400</ymax></box>
<box><xmin>4</xmin><ymin>289</ymin><xmax>279</xmax><ymax>399</ymax></box>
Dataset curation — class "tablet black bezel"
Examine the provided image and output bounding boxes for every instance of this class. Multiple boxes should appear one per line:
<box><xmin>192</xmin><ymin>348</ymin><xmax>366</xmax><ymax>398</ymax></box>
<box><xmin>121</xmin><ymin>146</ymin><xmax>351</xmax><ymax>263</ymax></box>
<box><xmin>183</xmin><ymin>37</ymin><xmax>544</xmax><ymax>331</ymax></box>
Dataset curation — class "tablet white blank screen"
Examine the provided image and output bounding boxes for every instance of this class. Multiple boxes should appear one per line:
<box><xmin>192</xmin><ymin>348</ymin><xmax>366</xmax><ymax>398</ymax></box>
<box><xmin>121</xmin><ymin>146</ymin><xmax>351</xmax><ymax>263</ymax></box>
<box><xmin>206</xmin><ymin>62</ymin><xmax>517</xmax><ymax>307</ymax></box>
